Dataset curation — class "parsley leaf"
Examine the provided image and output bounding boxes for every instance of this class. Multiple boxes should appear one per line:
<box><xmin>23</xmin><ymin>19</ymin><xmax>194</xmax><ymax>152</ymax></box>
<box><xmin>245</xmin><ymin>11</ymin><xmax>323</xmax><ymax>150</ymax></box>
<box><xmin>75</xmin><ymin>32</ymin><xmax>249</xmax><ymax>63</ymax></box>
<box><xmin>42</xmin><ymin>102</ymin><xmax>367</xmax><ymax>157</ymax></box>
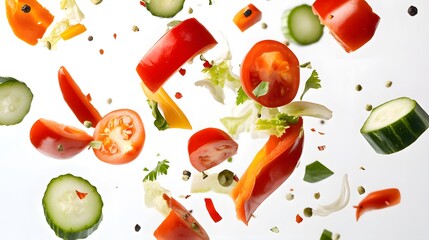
<box><xmin>147</xmin><ymin>100</ymin><xmax>169</xmax><ymax>131</ymax></box>
<box><xmin>143</xmin><ymin>159</ymin><xmax>170</xmax><ymax>182</ymax></box>
<box><xmin>303</xmin><ymin>160</ymin><xmax>334</xmax><ymax>183</ymax></box>
<box><xmin>300</xmin><ymin>70</ymin><xmax>321</xmax><ymax>100</ymax></box>
<box><xmin>252</xmin><ymin>82</ymin><xmax>269</xmax><ymax>97</ymax></box>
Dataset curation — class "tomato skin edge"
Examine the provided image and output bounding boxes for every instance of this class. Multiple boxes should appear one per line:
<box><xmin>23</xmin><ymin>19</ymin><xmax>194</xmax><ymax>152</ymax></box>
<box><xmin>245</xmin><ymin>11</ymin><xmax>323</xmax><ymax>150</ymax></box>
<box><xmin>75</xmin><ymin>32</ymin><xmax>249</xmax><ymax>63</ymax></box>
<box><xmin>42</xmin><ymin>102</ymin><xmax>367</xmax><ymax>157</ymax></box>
<box><xmin>29</xmin><ymin>118</ymin><xmax>93</xmax><ymax>159</ymax></box>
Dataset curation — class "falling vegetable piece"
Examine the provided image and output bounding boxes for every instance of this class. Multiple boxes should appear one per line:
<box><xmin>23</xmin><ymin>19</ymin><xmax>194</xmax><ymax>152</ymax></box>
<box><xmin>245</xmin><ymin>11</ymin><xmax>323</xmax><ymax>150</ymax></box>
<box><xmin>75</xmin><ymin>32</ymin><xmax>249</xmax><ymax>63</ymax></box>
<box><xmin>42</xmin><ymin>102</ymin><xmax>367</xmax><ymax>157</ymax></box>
<box><xmin>233</xmin><ymin>4</ymin><xmax>262</xmax><ymax>32</ymax></box>
<box><xmin>6</xmin><ymin>0</ymin><xmax>55</xmax><ymax>45</ymax></box>
<box><xmin>141</xmin><ymin>83</ymin><xmax>192</xmax><ymax>129</ymax></box>
<box><xmin>204</xmin><ymin>198</ymin><xmax>222</xmax><ymax>223</ymax></box>
<box><xmin>136</xmin><ymin>18</ymin><xmax>217</xmax><ymax>93</ymax></box>
<box><xmin>143</xmin><ymin>0</ymin><xmax>185</xmax><ymax>18</ymax></box>
<box><xmin>0</xmin><ymin>77</ymin><xmax>33</xmax><ymax>125</ymax></box>
<box><xmin>354</xmin><ymin>188</ymin><xmax>401</xmax><ymax>221</ymax></box>
<box><xmin>360</xmin><ymin>97</ymin><xmax>429</xmax><ymax>154</ymax></box>
<box><xmin>231</xmin><ymin>118</ymin><xmax>304</xmax><ymax>224</ymax></box>
<box><xmin>60</xmin><ymin>23</ymin><xmax>87</xmax><ymax>40</ymax></box>
<box><xmin>154</xmin><ymin>194</ymin><xmax>210</xmax><ymax>240</ymax></box>
<box><xmin>58</xmin><ymin>66</ymin><xmax>102</xmax><ymax>127</ymax></box>
<box><xmin>312</xmin><ymin>0</ymin><xmax>380</xmax><ymax>52</ymax></box>
<box><xmin>303</xmin><ymin>160</ymin><xmax>334</xmax><ymax>183</ymax></box>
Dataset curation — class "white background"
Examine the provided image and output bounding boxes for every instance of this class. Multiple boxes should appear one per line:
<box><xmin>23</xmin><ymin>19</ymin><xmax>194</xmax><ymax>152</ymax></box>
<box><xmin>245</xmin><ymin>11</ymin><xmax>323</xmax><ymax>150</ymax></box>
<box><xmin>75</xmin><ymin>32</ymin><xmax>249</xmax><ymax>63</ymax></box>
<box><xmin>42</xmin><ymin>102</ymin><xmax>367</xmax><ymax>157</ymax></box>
<box><xmin>0</xmin><ymin>0</ymin><xmax>428</xmax><ymax>239</ymax></box>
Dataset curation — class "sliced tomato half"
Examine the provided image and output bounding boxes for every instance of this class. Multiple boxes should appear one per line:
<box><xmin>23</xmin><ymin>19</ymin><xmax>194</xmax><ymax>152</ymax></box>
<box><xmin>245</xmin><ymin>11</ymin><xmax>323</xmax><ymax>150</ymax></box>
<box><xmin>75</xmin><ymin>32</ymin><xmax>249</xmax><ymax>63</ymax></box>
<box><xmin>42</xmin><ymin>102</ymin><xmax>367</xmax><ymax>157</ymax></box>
<box><xmin>92</xmin><ymin>109</ymin><xmax>145</xmax><ymax>164</ymax></box>
<box><xmin>29</xmin><ymin>118</ymin><xmax>93</xmax><ymax>159</ymax></box>
<box><xmin>241</xmin><ymin>40</ymin><xmax>300</xmax><ymax>108</ymax></box>
<box><xmin>188</xmin><ymin>127</ymin><xmax>238</xmax><ymax>172</ymax></box>
<box><xmin>58</xmin><ymin>66</ymin><xmax>102</xmax><ymax>127</ymax></box>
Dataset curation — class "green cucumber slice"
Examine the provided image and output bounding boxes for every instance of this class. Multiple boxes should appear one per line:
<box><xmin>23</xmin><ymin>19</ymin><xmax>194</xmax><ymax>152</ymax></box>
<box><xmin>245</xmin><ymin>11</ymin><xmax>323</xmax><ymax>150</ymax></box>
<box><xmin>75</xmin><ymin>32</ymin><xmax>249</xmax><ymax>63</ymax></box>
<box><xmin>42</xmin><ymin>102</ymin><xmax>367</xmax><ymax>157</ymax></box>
<box><xmin>0</xmin><ymin>77</ymin><xmax>33</xmax><ymax>125</ymax></box>
<box><xmin>42</xmin><ymin>174</ymin><xmax>103</xmax><ymax>240</ymax></box>
<box><xmin>361</xmin><ymin>97</ymin><xmax>429</xmax><ymax>154</ymax></box>
<box><xmin>145</xmin><ymin>0</ymin><xmax>185</xmax><ymax>18</ymax></box>
<box><xmin>281</xmin><ymin>4</ymin><xmax>324</xmax><ymax>45</ymax></box>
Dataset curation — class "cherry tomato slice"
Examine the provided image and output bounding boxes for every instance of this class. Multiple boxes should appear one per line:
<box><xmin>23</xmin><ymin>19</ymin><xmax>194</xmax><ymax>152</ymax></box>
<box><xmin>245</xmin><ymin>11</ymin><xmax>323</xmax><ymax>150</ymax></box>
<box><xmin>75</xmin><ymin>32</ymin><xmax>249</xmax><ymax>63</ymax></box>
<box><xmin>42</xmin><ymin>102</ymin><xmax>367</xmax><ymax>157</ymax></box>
<box><xmin>93</xmin><ymin>109</ymin><xmax>145</xmax><ymax>164</ymax></box>
<box><xmin>58</xmin><ymin>66</ymin><xmax>102</xmax><ymax>127</ymax></box>
<box><xmin>241</xmin><ymin>40</ymin><xmax>300</xmax><ymax>108</ymax></box>
<box><xmin>29</xmin><ymin>118</ymin><xmax>93</xmax><ymax>159</ymax></box>
<box><xmin>154</xmin><ymin>194</ymin><xmax>210</xmax><ymax>240</ymax></box>
<box><xmin>188</xmin><ymin>127</ymin><xmax>238</xmax><ymax>172</ymax></box>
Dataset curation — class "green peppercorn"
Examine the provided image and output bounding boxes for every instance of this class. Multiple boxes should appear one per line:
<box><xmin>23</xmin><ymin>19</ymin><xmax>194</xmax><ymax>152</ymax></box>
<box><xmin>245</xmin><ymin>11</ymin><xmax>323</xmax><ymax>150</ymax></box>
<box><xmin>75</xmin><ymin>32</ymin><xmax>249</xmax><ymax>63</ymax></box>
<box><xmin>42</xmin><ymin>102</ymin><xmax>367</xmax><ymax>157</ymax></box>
<box><xmin>357</xmin><ymin>185</ymin><xmax>366</xmax><ymax>195</ymax></box>
<box><xmin>218</xmin><ymin>169</ymin><xmax>234</xmax><ymax>187</ymax></box>
<box><xmin>303</xmin><ymin>207</ymin><xmax>313</xmax><ymax>217</ymax></box>
<box><xmin>355</xmin><ymin>84</ymin><xmax>362</xmax><ymax>91</ymax></box>
<box><xmin>314</xmin><ymin>192</ymin><xmax>321</xmax><ymax>200</ymax></box>
<box><xmin>385</xmin><ymin>81</ymin><xmax>392</xmax><ymax>88</ymax></box>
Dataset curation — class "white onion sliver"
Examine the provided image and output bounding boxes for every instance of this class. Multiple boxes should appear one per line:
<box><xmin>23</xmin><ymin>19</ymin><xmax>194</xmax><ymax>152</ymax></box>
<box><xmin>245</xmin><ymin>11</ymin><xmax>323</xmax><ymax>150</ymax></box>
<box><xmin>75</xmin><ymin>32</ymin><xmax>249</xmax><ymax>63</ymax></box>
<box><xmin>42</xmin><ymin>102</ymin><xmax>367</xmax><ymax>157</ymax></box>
<box><xmin>313</xmin><ymin>174</ymin><xmax>350</xmax><ymax>217</ymax></box>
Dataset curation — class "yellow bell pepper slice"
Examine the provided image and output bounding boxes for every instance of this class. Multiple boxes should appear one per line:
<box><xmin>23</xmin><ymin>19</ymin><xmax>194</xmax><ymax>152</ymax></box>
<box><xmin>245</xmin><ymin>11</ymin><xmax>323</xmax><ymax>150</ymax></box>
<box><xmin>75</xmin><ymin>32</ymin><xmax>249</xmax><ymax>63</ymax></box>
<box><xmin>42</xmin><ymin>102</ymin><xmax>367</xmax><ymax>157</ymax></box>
<box><xmin>141</xmin><ymin>83</ymin><xmax>192</xmax><ymax>130</ymax></box>
<box><xmin>60</xmin><ymin>23</ymin><xmax>87</xmax><ymax>40</ymax></box>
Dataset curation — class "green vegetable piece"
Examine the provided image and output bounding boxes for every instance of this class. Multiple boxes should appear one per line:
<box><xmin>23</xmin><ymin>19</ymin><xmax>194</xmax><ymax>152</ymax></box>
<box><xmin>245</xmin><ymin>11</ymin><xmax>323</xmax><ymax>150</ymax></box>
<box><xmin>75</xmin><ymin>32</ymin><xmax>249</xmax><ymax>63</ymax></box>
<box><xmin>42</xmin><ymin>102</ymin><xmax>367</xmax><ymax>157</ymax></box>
<box><xmin>300</xmin><ymin>70</ymin><xmax>321</xmax><ymax>100</ymax></box>
<box><xmin>143</xmin><ymin>159</ymin><xmax>170</xmax><ymax>182</ymax></box>
<box><xmin>304</xmin><ymin>160</ymin><xmax>334</xmax><ymax>183</ymax></box>
<box><xmin>320</xmin><ymin>229</ymin><xmax>333</xmax><ymax>240</ymax></box>
<box><xmin>0</xmin><ymin>77</ymin><xmax>33</xmax><ymax>125</ymax></box>
<box><xmin>147</xmin><ymin>100</ymin><xmax>169</xmax><ymax>130</ymax></box>
<box><xmin>252</xmin><ymin>81</ymin><xmax>269</xmax><ymax>97</ymax></box>
<box><xmin>144</xmin><ymin>0</ymin><xmax>185</xmax><ymax>18</ymax></box>
<box><xmin>255</xmin><ymin>113</ymin><xmax>298</xmax><ymax>137</ymax></box>
<box><xmin>236</xmin><ymin>87</ymin><xmax>250</xmax><ymax>105</ymax></box>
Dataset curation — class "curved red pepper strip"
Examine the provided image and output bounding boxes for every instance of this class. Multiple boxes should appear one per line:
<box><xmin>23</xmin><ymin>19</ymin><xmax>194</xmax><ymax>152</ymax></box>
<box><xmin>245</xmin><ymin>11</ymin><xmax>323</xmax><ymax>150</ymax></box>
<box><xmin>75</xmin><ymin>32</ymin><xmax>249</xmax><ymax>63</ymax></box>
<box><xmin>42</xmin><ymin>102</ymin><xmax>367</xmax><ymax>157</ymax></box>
<box><xmin>354</xmin><ymin>188</ymin><xmax>401</xmax><ymax>221</ymax></box>
<box><xmin>58</xmin><ymin>66</ymin><xmax>102</xmax><ymax>127</ymax></box>
<box><xmin>204</xmin><ymin>198</ymin><xmax>222</xmax><ymax>223</ymax></box>
<box><xmin>231</xmin><ymin>117</ymin><xmax>304</xmax><ymax>224</ymax></box>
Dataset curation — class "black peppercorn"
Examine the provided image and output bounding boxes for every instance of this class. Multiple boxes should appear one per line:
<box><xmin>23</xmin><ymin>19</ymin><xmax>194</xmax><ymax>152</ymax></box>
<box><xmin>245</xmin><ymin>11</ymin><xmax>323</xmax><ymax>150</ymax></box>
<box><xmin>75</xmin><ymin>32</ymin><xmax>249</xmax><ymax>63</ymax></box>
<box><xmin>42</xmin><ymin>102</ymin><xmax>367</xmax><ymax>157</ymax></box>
<box><xmin>21</xmin><ymin>4</ymin><xmax>31</xmax><ymax>13</ymax></box>
<box><xmin>243</xmin><ymin>9</ymin><xmax>252</xmax><ymax>17</ymax></box>
<box><xmin>408</xmin><ymin>5</ymin><xmax>418</xmax><ymax>16</ymax></box>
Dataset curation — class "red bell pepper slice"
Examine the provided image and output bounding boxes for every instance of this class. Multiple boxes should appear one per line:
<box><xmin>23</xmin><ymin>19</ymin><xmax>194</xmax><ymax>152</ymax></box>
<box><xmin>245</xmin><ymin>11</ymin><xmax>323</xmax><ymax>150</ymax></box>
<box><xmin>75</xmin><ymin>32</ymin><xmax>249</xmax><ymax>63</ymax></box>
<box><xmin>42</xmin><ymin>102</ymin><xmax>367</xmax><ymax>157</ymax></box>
<box><xmin>231</xmin><ymin>117</ymin><xmax>304</xmax><ymax>224</ymax></box>
<box><xmin>354</xmin><ymin>188</ymin><xmax>401</xmax><ymax>221</ymax></box>
<box><xmin>136</xmin><ymin>18</ymin><xmax>218</xmax><ymax>93</ymax></box>
<box><xmin>312</xmin><ymin>0</ymin><xmax>380</xmax><ymax>52</ymax></box>
<box><xmin>154</xmin><ymin>194</ymin><xmax>210</xmax><ymax>240</ymax></box>
<box><xmin>204</xmin><ymin>198</ymin><xmax>222</xmax><ymax>223</ymax></box>
<box><xmin>6</xmin><ymin>0</ymin><xmax>54</xmax><ymax>45</ymax></box>
<box><xmin>58</xmin><ymin>66</ymin><xmax>102</xmax><ymax>127</ymax></box>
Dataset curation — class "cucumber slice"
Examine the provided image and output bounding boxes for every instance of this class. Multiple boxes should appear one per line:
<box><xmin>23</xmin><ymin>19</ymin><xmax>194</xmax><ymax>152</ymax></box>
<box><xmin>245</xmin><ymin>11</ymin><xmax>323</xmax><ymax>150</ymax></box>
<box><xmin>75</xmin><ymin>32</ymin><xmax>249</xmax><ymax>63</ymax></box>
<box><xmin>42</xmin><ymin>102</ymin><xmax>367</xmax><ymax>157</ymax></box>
<box><xmin>42</xmin><ymin>174</ymin><xmax>103</xmax><ymax>240</ymax></box>
<box><xmin>361</xmin><ymin>97</ymin><xmax>429</xmax><ymax>154</ymax></box>
<box><xmin>145</xmin><ymin>0</ymin><xmax>185</xmax><ymax>18</ymax></box>
<box><xmin>282</xmin><ymin>4</ymin><xmax>324</xmax><ymax>45</ymax></box>
<box><xmin>0</xmin><ymin>77</ymin><xmax>33</xmax><ymax>125</ymax></box>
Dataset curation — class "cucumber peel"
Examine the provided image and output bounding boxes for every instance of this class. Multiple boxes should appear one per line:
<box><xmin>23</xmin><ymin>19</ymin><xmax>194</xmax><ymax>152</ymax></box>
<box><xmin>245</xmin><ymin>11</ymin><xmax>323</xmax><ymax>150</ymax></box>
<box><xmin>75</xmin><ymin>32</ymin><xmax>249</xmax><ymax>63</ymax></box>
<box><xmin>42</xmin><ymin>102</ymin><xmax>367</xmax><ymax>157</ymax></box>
<box><xmin>145</xmin><ymin>0</ymin><xmax>185</xmax><ymax>18</ymax></box>
<box><xmin>0</xmin><ymin>77</ymin><xmax>33</xmax><ymax>125</ymax></box>
<box><xmin>42</xmin><ymin>174</ymin><xmax>103</xmax><ymax>240</ymax></box>
<box><xmin>361</xmin><ymin>97</ymin><xmax>429</xmax><ymax>154</ymax></box>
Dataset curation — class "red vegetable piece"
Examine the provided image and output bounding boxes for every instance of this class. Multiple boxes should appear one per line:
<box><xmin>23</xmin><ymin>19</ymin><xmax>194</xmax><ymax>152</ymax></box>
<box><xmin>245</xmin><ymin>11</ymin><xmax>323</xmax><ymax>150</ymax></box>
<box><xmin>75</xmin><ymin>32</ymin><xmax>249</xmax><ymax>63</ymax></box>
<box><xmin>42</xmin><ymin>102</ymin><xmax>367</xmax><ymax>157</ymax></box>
<box><xmin>233</xmin><ymin>3</ymin><xmax>262</xmax><ymax>32</ymax></box>
<box><xmin>312</xmin><ymin>0</ymin><xmax>380</xmax><ymax>52</ymax></box>
<box><xmin>296</xmin><ymin>214</ymin><xmax>303</xmax><ymax>224</ymax></box>
<box><xmin>204</xmin><ymin>198</ymin><xmax>222</xmax><ymax>223</ymax></box>
<box><xmin>188</xmin><ymin>127</ymin><xmax>238</xmax><ymax>172</ymax></box>
<box><xmin>58</xmin><ymin>66</ymin><xmax>102</xmax><ymax>127</ymax></box>
<box><xmin>29</xmin><ymin>118</ymin><xmax>93</xmax><ymax>159</ymax></box>
<box><xmin>154</xmin><ymin>194</ymin><xmax>210</xmax><ymax>240</ymax></box>
<box><xmin>75</xmin><ymin>190</ymin><xmax>88</xmax><ymax>199</ymax></box>
<box><xmin>231</xmin><ymin>118</ymin><xmax>304</xmax><ymax>224</ymax></box>
<box><xmin>354</xmin><ymin>188</ymin><xmax>401</xmax><ymax>221</ymax></box>
<box><xmin>136</xmin><ymin>18</ymin><xmax>217</xmax><ymax>93</ymax></box>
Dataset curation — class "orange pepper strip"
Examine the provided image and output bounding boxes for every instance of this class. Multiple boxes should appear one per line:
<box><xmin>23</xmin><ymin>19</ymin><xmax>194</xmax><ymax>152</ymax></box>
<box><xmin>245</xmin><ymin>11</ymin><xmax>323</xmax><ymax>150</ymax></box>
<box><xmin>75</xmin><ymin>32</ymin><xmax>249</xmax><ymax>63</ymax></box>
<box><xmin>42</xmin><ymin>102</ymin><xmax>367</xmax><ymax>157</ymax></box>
<box><xmin>6</xmin><ymin>0</ymin><xmax>54</xmax><ymax>45</ymax></box>
<box><xmin>60</xmin><ymin>23</ymin><xmax>87</xmax><ymax>40</ymax></box>
<box><xmin>141</xmin><ymin>83</ymin><xmax>192</xmax><ymax>130</ymax></box>
<box><xmin>233</xmin><ymin>3</ymin><xmax>262</xmax><ymax>32</ymax></box>
<box><xmin>231</xmin><ymin>118</ymin><xmax>304</xmax><ymax>224</ymax></box>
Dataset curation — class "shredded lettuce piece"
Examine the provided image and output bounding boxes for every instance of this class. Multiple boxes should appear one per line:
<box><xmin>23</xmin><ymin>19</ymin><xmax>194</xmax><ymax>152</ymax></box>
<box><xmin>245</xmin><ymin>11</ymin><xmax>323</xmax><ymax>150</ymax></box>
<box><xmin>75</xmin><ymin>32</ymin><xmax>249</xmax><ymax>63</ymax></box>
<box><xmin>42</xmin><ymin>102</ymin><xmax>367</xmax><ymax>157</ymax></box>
<box><xmin>143</xmin><ymin>181</ymin><xmax>171</xmax><ymax>217</ymax></box>
<box><xmin>196</xmin><ymin>50</ymin><xmax>240</xmax><ymax>104</ymax></box>
<box><xmin>40</xmin><ymin>19</ymin><xmax>71</xmax><ymax>50</ymax></box>
<box><xmin>60</xmin><ymin>0</ymin><xmax>85</xmax><ymax>23</ymax></box>
<box><xmin>220</xmin><ymin>101</ymin><xmax>260</xmax><ymax>138</ymax></box>
<box><xmin>300</xmin><ymin>70</ymin><xmax>321</xmax><ymax>100</ymax></box>
<box><xmin>279</xmin><ymin>101</ymin><xmax>333</xmax><ymax>120</ymax></box>
<box><xmin>236</xmin><ymin>87</ymin><xmax>250</xmax><ymax>105</ymax></box>
<box><xmin>255</xmin><ymin>113</ymin><xmax>298</xmax><ymax>137</ymax></box>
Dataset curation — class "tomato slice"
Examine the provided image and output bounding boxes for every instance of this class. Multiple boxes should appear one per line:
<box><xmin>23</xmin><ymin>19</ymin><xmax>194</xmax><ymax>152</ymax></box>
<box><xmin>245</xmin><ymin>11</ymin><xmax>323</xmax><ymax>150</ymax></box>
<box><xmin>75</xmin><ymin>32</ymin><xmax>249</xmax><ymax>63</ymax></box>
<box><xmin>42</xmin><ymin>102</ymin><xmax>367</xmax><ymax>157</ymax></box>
<box><xmin>136</xmin><ymin>17</ymin><xmax>218</xmax><ymax>93</ymax></box>
<box><xmin>188</xmin><ymin>128</ymin><xmax>238</xmax><ymax>172</ymax></box>
<box><xmin>92</xmin><ymin>109</ymin><xmax>145</xmax><ymax>164</ymax></box>
<box><xmin>6</xmin><ymin>0</ymin><xmax>54</xmax><ymax>45</ymax></box>
<box><xmin>58</xmin><ymin>66</ymin><xmax>102</xmax><ymax>127</ymax></box>
<box><xmin>154</xmin><ymin>194</ymin><xmax>210</xmax><ymax>240</ymax></box>
<box><xmin>240</xmin><ymin>40</ymin><xmax>300</xmax><ymax>108</ymax></box>
<box><xmin>312</xmin><ymin>0</ymin><xmax>380</xmax><ymax>52</ymax></box>
<box><xmin>29</xmin><ymin>118</ymin><xmax>93</xmax><ymax>159</ymax></box>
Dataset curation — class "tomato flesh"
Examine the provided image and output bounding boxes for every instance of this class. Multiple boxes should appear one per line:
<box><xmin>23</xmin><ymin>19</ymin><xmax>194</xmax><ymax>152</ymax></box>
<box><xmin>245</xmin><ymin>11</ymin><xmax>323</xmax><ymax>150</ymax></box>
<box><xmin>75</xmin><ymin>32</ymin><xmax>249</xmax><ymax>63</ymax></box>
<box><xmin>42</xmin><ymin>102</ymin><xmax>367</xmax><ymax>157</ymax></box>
<box><xmin>136</xmin><ymin>18</ymin><xmax>217</xmax><ymax>93</ymax></box>
<box><xmin>241</xmin><ymin>40</ymin><xmax>299</xmax><ymax>108</ymax></box>
<box><xmin>154</xmin><ymin>194</ymin><xmax>209</xmax><ymax>240</ymax></box>
<box><xmin>312</xmin><ymin>0</ymin><xmax>380</xmax><ymax>52</ymax></box>
<box><xmin>29</xmin><ymin>118</ymin><xmax>93</xmax><ymax>159</ymax></box>
<box><xmin>188</xmin><ymin>128</ymin><xmax>238</xmax><ymax>172</ymax></box>
<box><xmin>93</xmin><ymin>109</ymin><xmax>145</xmax><ymax>164</ymax></box>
